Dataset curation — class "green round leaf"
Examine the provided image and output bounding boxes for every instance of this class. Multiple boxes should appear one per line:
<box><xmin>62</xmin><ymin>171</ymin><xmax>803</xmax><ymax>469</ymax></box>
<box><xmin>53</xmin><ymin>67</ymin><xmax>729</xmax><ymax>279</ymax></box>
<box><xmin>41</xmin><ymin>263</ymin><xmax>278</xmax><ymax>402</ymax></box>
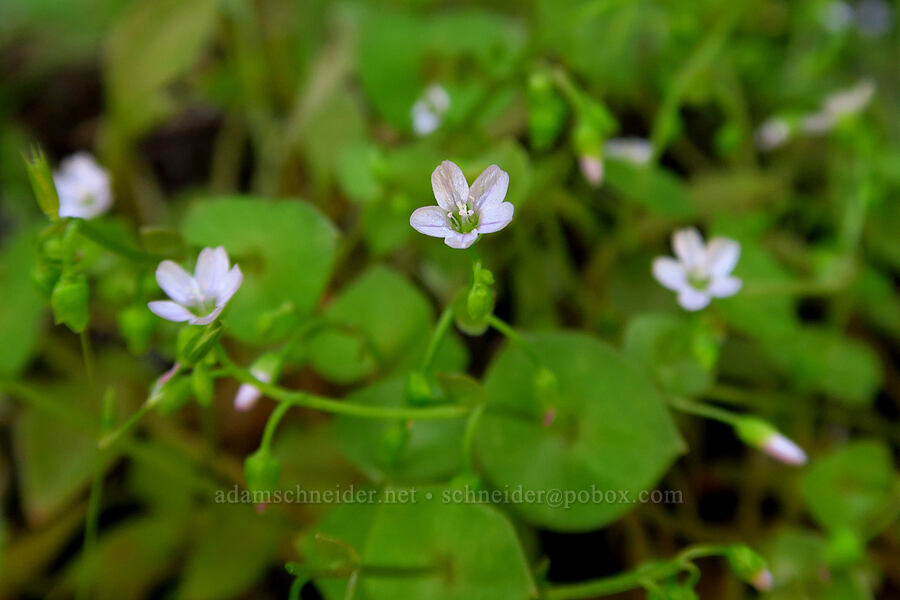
<box><xmin>476</xmin><ymin>332</ymin><xmax>684</xmax><ymax>531</ymax></box>
<box><xmin>181</xmin><ymin>198</ymin><xmax>337</xmax><ymax>344</ymax></box>
<box><xmin>335</xmin><ymin>378</ymin><xmax>467</xmax><ymax>482</ymax></box>
<box><xmin>800</xmin><ymin>441</ymin><xmax>896</xmax><ymax>534</ymax></box>
<box><xmin>308</xmin><ymin>489</ymin><xmax>536</xmax><ymax>600</ymax></box>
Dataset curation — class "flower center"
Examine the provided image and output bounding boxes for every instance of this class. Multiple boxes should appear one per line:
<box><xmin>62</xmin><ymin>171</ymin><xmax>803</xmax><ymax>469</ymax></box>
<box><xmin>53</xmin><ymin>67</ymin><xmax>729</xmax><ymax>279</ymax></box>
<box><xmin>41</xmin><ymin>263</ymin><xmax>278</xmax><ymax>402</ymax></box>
<box><xmin>687</xmin><ymin>267</ymin><xmax>710</xmax><ymax>291</ymax></box>
<box><xmin>447</xmin><ymin>199</ymin><xmax>479</xmax><ymax>233</ymax></box>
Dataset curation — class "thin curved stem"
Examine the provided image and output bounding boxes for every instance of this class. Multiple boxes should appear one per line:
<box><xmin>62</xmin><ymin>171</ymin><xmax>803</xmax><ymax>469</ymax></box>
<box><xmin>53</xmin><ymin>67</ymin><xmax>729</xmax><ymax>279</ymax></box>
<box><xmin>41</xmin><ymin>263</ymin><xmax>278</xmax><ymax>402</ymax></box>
<box><xmin>487</xmin><ymin>315</ymin><xmax>542</xmax><ymax>365</ymax></box>
<box><xmin>543</xmin><ymin>544</ymin><xmax>733</xmax><ymax>599</ymax></box>
<box><xmin>260</xmin><ymin>401</ymin><xmax>292</xmax><ymax>451</ymax></box>
<box><xmin>217</xmin><ymin>346</ymin><xmax>469</xmax><ymax>421</ymax></box>
<box><xmin>421</xmin><ymin>305</ymin><xmax>455</xmax><ymax>372</ymax></box>
<box><xmin>666</xmin><ymin>396</ymin><xmax>741</xmax><ymax>426</ymax></box>
<box><xmin>462</xmin><ymin>404</ymin><xmax>486</xmax><ymax>472</ymax></box>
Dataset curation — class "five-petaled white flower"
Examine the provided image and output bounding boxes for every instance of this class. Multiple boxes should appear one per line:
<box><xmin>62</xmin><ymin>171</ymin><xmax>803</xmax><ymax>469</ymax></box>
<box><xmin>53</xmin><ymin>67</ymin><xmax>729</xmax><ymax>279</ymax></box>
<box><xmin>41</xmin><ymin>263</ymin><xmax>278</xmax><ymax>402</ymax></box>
<box><xmin>53</xmin><ymin>152</ymin><xmax>112</xmax><ymax>219</ymax></box>
<box><xmin>411</xmin><ymin>84</ymin><xmax>451</xmax><ymax>136</ymax></box>
<box><xmin>410</xmin><ymin>160</ymin><xmax>514</xmax><ymax>249</ymax></box>
<box><xmin>653</xmin><ymin>227</ymin><xmax>742</xmax><ymax>311</ymax></box>
<box><xmin>148</xmin><ymin>246</ymin><xmax>243</xmax><ymax>325</ymax></box>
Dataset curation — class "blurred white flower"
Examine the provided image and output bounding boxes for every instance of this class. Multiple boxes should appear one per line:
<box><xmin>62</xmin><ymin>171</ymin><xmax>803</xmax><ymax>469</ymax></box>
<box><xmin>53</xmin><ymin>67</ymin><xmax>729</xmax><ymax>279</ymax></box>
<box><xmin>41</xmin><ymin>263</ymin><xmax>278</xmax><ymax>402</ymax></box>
<box><xmin>755</xmin><ymin>118</ymin><xmax>793</xmax><ymax>151</ymax></box>
<box><xmin>233</xmin><ymin>353</ymin><xmax>281</xmax><ymax>411</ymax></box>
<box><xmin>821</xmin><ymin>1</ymin><xmax>855</xmax><ymax>31</ymax></box>
<box><xmin>53</xmin><ymin>152</ymin><xmax>112</xmax><ymax>219</ymax></box>
<box><xmin>148</xmin><ymin>246</ymin><xmax>243</xmax><ymax>325</ymax></box>
<box><xmin>605</xmin><ymin>137</ymin><xmax>653</xmax><ymax>165</ymax></box>
<box><xmin>410</xmin><ymin>161</ymin><xmax>514</xmax><ymax>249</ymax></box>
<box><xmin>234</xmin><ymin>370</ymin><xmax>270</xmax><ymax>411</ymax></box>
<box><xmin>578</xmin><ymin>154</ymin><xmax>604</xmax><ymax>186</ymax></box>
<box><xmin>652</xmin><ymin>227</ymin><xmax>742</xmax><ymax>311</ymax></box>
<box><xmin>411</xmin><ymin>84</ymin><xmax>451</xmax><ymax>136</ymax></box>
<box><xmin>802</xmin><ymin>79</ymin><xmax>876</xmax><ymax>134</ymax></box>
<box><xmin>761</xmin><ymin>432</ymin><xmax>808</xmax><ymax>466</ymax></box>
<box><xmin>751</xmin><ymin>569</ymin><xmax>775</xmax><ymax>592</ymax></box>
<box><xmin>856</xmin><ymin>0</ymin><xmax>893</xmax><ymax>37</ymax></box>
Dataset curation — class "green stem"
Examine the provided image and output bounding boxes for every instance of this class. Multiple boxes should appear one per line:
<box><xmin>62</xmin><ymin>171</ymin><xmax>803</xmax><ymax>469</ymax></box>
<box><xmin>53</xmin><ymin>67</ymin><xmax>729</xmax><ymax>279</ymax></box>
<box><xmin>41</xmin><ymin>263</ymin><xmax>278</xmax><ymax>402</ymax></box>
<box><xmin>260</xmin><ymin>401</ymin><xmax>292</xmax><ymax>451</ymax></box>
<box><xmin>217</xmin><ymin>346</ymin><xmax>469</xmax><ymax>421</ymax></box>
<box><xmin>98</xmin><ymin>400</ymin><xmax>154</xmax><ymax>448</ymax></box>
<box><xmin>76</xmin><ymin>456</ymin><xmax>106</xmax><ymax>600</ymax></box>
<box><xmin>421</xmin><ymin>305</ymin><xmax>454</xmax><ymax>372</ymax></box>
<box><xmin>666</xmin><ymin>396</ymin><xmax>740</xmax><ymax>426</ymax></box>
<box><xmin>543</xmin><ymin>545</ymin><xmax>732</xmax><ymax>599</ymax></box>
<box><xmin>487</xmin><ymin>315</ymin><xmax>542</xmax><ymax>365</ymax></box>
<box><xmin>462</xmin><ymin>404</ymin><xmax>486</xmax><ymax>473</ymax></box>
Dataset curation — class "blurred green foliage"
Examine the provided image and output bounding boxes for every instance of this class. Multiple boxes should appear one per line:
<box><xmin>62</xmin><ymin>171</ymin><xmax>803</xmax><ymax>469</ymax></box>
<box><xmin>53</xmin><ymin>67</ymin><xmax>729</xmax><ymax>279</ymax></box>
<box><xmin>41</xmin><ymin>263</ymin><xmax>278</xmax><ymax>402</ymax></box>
<box><xmin>0</xmin><ymin>0</ymin><xmax>899</xmax><ymax>599</ymax></box>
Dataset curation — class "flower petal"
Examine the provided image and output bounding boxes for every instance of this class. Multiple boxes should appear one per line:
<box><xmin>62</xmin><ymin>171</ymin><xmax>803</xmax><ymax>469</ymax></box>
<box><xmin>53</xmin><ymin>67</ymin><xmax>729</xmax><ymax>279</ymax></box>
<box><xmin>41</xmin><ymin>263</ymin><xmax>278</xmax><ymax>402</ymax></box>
<box><xmin>234</xmin><ymin>384</ymin><xmax>262</xmax><ymax>411</ymax></box>
<box><xmin>156</xmin><ymin>260</ymin><xmax>199</xmax><ymax>305</ymax></box>
<box><xmin>410</xmin><ymin>206</ymin><xmax>452</xmax><ymax>238</ymax></box>
<box><xmin>652</xmin><ymin>257</ymin><xmax>687</xmax><ymax>291</ymax></box>
<box><xmin>469</xmin><ymin>165</ymin><xmax>509</xmax><ymax>212</ymax></box>
<box><xmin>677</xmin><ymin>287</ymin><xmax>711</xmax><ymax>311</ymax></box>
<box><xmin>189</xmin><ymin>305</ymin><xmax>224</xmax><ymax>326</ymax></box>
<box><xmin>707</xmin><ymin>276</ymin><xmax>742</xmax><ymax>298</ymax></box>
<box><xmin>431</xmin><ymin>161</ymin><xmax>468</xmax><ymax>211</ymax></box>
<box><xmin>412</xmin><ymin>102</ymin><xmax>439</xmax><ymax>135</ymax></box>
<box><xmin>216</xmin><ymin>265</ymin><xmax>243</xmax><ymax>306</ymax></box>
<box><xmin>672</xmin><ymin>227</ymin><xmax>706</xmax><ymax>269</ymax></box>
<box><xmin>476</xmin><ymin>201</ymin><xmax>514</xmax><ymax>234</ymax></box>
<box><xmin>706</xmin><ymin>237</ymin><xmax>740</xmax><ymax>277</ymax></box>
<box><xmin>148</xmin><ymin>300</ymin><xmax>195</xmax><ymax>322</ymax></box>
<box><xmin>444</xmin><ymin>231</ymin><xmax>479</xmax><ymax>249</ymax></box>
<box><xmin>195</xmin><ymin>246</ymin><xmax>229</xmax><ymax>296</ymax></box>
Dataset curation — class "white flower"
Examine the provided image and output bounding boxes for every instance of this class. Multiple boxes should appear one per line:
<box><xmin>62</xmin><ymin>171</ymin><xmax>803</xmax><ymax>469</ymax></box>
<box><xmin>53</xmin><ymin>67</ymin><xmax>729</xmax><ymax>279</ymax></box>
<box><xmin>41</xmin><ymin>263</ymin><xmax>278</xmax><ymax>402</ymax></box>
<box><xmin>652</xmin><ymin>227</ymin><xmax>742</xmax><ymax>311</ymax></box>
<box><xmin>53</xmin><ymin>152</ymin><xmax>112</xmax><ymax>219</ymax></box>
<box><xmin>605</xmin><ymin>137</ymin><xmax>653</xmax><ymax>165</ymax></box>
<box><xmin>410</xmin><ymin>161</ymin><xmax>514</xmax><ymax>249</ymax></box>
<box><xmin>821</xmin><ymin>1</ymin><xmax>855</xmax><ymax>32</ymax></box>
<box><xmin>148</xmin><ymin>246</ymin><xmax>243</xmax><ymax>325</ymax></box>
<box><xmin>761</xmin><ymin>432</ymin><xmax>808</xmax><ymax>466</ymax></box>
<box><xmin>802</xmin><ymin>79</ymin><xmax>876</xmax><ymax>134</ymax></box>
<box><xmin>578</xmin><ymin>155</ymin><xmax>604</xmax><ymax>186</ymax></box>
<box><xmin>755</xmin><ymin>118</ymin><xmax>793</xmax><ymax>151</ymax></box>
<box><xmin>856</xmin><ymin>0</ymin><xmax>893</xmax><ymax>37</ymax></box>
<box><xmin>411</xmin><ymin>84</ymin><xmax>450</xmax><ymax>136</ymax></box>
<box><xmin>234</xmin><ymin>369</ymin><xmax>270</xmax><ymax>411</ymax></box>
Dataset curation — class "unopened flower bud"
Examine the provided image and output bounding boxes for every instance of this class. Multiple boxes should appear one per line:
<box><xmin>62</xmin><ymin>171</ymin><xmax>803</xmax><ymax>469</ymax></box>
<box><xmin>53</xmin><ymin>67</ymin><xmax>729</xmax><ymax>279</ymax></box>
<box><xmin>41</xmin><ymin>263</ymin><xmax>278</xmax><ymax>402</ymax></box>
<box><xmin>573</xmin><ymin>119</ymin><xmax>605</xmax><ymax>187</ymax></box>
<box><xmin>51</xmin><ymin>273</ymin><xmax>90</xmax><ymax>333</ymax></box>
<box><xmin>466</xmin><ymin>283</ymin><xmax>494</xmax><ymax>323</ymax></box>
<box><xmin>23</xmin><ymin>146</ymin><xmax>60</xmax><ymax>220</ymax></box>
<box><xmin>176</xmin><ymin>321</ymin><xmax>223</xmax><ymax>367</ymax></box>
<box><xmin>533</xmin><ymin>367</ymin><xmax>560</xmax><ymax>424</ymax></box>
<box><xmin>726</xmin><ymin>544</ymin><xmax>773</xmax><ymax>591</ymax></box>
<box><xmin>244</xmin><ymin>448</ymin><xmax>281</xmax><ymax>494</ymax></box>
<box><xmin>527</xmin><ymin>71</ymin><xmax>568</xmax><ymax>151</ymax></box>
<box><xmin>405</xmin><ymin>371</ymin><xmax>433</xmax><ymax>406</ymax></box>
<box><xmin>734</xmin><ymin>417</ymin><xmax>807</xmax><ymax>466</ymax></box>
<box><xmin>377</xmin><ymin>421</ymin><xmax>411</xmax><ymax>466</ymax></box>
<box><xmin>233</xmin><ymin>353</ymin><xmax>281</xmax><ymax>411</ymax></box>
<box><xmin>192</xmin><ymin>365</ymin><xmax>214</xmax><ymax>407</ymax></box>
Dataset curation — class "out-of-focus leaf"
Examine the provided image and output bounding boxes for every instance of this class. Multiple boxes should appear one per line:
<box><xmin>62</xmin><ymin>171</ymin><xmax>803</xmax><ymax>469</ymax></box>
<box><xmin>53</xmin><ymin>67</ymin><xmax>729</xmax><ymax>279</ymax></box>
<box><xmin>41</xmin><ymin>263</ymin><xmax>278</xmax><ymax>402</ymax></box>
<box><xmin>300</xmin><ymin>91</ymin><xmax>366</xmax><ymax>192</ymax></box>
<box><xmin>308</xmin><ymin>266</ymin><xmax>466</xmax><ymax>383</ymax></box>
<box><xmin>476</xmin><ymin>332</ymin><xmax>684</xmax><ymax>531</ymax></box>
<box><xmin>62</xmin><ymin>515</ymin><xmax>184</xmax><ymax>600</ymax></box>
<box><xmin>604</xmin><ymin>160</ymin><xmax>695</xmax><ymax>218</ymax></box>
<box><xmin>105</xmin><ymin>0</ymin><xmax>217</xmax><ymax>138</ymax></box>
<box><xmin>178</xmin><ymin>504</ymin><xmax>282</xmax><ymax>600</ymax></box>
<box><xmin>800</xmin><ymin>441</ymin><xmax>896</xmax><ymax>534</ymax></box>
<box><xmin>335</xmin><ymin>378</ymin><xmax>467</xmax><ymax>482</ymax></box>
<box><xmin>308</xmin><ymin>490</ymin><xmax>536</xmax><ymax>600</ymax></box>
<box><xmin>764</xmin><ymin>327</ymin><xmax>882</xmax><ymax>405</ymax></box>
<box><xmin>624</xmin><ymin>313</ymin><xmax>717</xmax><ymax>397</ymax></box>
<box><xmin>0</xmin><ymin>226</ymin><xmax>45</xmax><ymax>376</ymax></box>
<box><xmin>181</xmin><ymin>198</ymin><xmax>337</xmax><ymax>344</ymax></box>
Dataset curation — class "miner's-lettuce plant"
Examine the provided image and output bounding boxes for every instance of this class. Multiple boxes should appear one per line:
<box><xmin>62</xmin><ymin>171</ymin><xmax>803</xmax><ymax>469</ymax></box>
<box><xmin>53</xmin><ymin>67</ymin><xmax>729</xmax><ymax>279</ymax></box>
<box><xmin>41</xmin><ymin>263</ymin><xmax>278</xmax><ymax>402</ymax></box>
<box><xmin>1</xmin><ymin>1</ymin><xmax>898</xmax><ymax>600</ymax></box>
